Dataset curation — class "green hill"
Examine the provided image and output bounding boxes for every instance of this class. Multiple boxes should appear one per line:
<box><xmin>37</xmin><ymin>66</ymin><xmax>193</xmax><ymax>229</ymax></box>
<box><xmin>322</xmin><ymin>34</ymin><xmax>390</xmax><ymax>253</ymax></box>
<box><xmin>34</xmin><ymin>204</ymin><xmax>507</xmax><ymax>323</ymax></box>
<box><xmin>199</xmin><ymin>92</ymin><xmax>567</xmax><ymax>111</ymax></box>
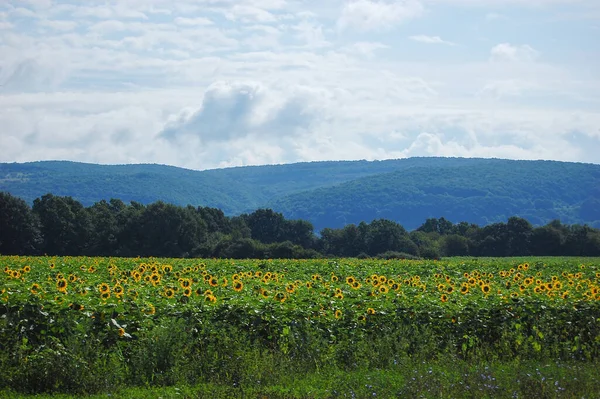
<box><xmin>1</xmin><ymin>158</ymin><xmax>599</xmax><ymax>230</ymax></box>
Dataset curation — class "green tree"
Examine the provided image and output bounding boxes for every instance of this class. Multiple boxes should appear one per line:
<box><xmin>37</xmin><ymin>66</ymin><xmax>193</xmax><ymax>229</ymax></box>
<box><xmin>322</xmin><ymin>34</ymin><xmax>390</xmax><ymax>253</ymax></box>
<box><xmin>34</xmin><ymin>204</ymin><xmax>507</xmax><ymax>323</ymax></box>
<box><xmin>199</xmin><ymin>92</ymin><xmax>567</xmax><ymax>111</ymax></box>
<box><xmin>32</xmin><ymin>194</ymin><xmax>92</xmax><ymax>255</ymax></box>
<box><xmin>0</xmin><ymin>192</ymin><xmax>41</xmax><ymax>255</ymax></box>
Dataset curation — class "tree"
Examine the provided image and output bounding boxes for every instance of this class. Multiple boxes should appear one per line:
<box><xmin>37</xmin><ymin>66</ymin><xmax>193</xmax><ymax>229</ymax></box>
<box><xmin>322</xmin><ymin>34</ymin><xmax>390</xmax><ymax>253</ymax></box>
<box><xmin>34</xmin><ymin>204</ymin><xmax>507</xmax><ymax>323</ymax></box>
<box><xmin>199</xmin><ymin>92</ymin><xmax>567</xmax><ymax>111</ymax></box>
<box><xmin>530</xmin><ymin>224</ymin><xmax>564</xmax><ymax>256</ymax></box>
<box><xmin>364</xmin><ymin>219</ymin><xmax>413</xmax><ymax>256</ymax></box>
<box><xmin>87</xmin><ymin>199</ymin><xmax>120</xmax><ymax>256</ymax></box>
<box><xmin>243</xmin><ymin>209</ymin><xmax>286</xmax><ymax>244</ymax></box>
<box><xmin>32</xmin><ymin>194</ymin><xmax>92</xmax><ymax>255</ymax></box>
<box><xmin>442</xmin><ymin>234</ymin><xmax>469</xmax><ymax>256</ymax></box>
<box><xmin>506</xmin><ymin>216</ymin><xmax>532</xmax><ymax>256</ymax></box>
<box><xmin>0</xmin><ymin>192</ymin><xmax>41</xmax><ymax>255</ymax></box>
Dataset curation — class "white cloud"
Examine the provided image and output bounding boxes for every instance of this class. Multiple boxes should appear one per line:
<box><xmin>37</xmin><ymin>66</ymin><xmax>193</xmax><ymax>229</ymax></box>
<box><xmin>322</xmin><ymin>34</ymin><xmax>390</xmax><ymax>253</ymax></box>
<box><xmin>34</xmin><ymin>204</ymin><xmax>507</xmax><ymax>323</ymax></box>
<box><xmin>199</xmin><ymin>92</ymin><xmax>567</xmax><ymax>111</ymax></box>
<box><xmin>160</xmin><ymin>81</ymin><xmax>324</xmax><ymax>144</ymax></box>
<box><xmin>224</xmin><ymin>5</ymin><xmax>278</xmax><ymax>23</ymax></box>
<box><xmin>343</xmin><ymin>41</ymin><xmax>390</xmax><ymax>57</ymax></box>
<box><xmin>409</xmin><ymin>35</ymin><xmax>455</xmax><ymax>45</ymax></box>
<box><xmin>490</xmin><ymin>43</ymin><xmax>540</xmax><ymax>62</ymax></box>
<box><xmin>337</xmin><ymin>0</ymin><xmax>424</xmax><ymax>31</ymax></box>
<box><xmin>174</xmin><ymin>17</ymin><xmax>214</xmax><ymax>26</ymax></box>
<box><xmin>39</xmin><ymin>19</ymin><xmax>78</xmax><ymax>31</ymax></box>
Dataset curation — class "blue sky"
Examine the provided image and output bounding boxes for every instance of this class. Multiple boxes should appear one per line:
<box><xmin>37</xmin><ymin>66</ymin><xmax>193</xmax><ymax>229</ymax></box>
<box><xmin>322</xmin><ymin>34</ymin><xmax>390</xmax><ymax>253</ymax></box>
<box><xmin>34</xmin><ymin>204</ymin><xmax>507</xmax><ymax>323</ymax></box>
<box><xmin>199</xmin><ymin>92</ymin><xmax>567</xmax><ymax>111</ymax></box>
<box><xmin>0</xmin><ymin>0</ymin><xmax>598</xmax><ymax>169</ymax></box>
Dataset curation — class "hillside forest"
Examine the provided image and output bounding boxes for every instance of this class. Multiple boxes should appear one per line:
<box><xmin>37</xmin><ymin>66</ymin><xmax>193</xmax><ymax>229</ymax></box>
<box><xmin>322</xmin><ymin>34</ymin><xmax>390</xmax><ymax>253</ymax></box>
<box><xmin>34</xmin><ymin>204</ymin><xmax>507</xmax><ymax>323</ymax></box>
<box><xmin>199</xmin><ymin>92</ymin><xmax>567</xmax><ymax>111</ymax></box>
<box><xmin>2</xmin><ymin>192</ymin><xmax>599</xmax><ymax>259</ymax></box>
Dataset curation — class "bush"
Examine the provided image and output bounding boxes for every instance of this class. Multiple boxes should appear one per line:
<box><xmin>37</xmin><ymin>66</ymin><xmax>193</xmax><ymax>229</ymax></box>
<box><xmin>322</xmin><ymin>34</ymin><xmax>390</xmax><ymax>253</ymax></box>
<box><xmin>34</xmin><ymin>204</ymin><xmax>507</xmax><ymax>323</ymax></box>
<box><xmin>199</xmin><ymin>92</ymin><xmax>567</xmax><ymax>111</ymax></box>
<box><xmin>375</xmin><ymin>251</ymin><xmax>421</xmax><ymax>260</ymax></box>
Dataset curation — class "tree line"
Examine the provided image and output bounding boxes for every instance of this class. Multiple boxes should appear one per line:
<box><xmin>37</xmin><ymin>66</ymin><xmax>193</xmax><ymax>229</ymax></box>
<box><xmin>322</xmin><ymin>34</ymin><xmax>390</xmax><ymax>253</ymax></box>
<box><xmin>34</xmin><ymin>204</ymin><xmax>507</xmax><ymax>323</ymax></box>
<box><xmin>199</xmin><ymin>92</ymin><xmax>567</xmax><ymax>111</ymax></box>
<box><xmin>1</xmin><ymin>192</ymin><xmax>600</xmax><ymax>259</ymax></box>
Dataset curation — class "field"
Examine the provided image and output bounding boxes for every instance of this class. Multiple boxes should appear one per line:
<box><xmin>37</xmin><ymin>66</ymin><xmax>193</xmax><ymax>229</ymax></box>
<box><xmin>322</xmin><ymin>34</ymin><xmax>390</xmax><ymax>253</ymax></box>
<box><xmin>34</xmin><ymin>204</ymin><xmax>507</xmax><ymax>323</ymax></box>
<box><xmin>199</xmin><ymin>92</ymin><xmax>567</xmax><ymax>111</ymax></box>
<box><xmin>1</xmin><ymin>256</ymin><xmax>600</xmax><ymax>398</ymax></box>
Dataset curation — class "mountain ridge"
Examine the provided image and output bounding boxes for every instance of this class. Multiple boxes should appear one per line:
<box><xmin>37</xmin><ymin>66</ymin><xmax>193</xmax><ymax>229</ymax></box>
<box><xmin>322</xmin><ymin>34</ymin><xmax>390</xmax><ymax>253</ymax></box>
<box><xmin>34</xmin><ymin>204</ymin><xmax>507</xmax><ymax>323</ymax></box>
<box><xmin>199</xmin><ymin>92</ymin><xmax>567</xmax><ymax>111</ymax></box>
<box><xmin>2</xmin><ymin>157</ymin><xmax>599</xmax><ymax>230</ymax></box>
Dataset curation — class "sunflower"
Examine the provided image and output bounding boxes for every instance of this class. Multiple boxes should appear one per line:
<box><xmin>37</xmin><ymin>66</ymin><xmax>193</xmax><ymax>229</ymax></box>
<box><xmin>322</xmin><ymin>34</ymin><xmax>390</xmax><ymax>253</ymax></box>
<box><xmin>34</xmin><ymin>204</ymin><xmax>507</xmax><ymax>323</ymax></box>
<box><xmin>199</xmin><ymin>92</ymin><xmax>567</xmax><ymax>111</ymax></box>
<box><xmin>379</xmin><ymin>285</ymin><xmax>389</xmax><ymax>294</ymax></box>
<box><xmin>179</xmin><ymin>278</ymin><xmax>192</xmax><ymax>289</ymax></box>
<box><xmin>440</xmin><ymin>294</ymin><xmax>448</xmax><ymax>303</ymax></box>
<box><xmin>206</xmin><ymin>294</ymin><xmax>217</xmax><ymax>303</ymax></box>
<box><xmin>150</xmin><ymin>273</ymin><xmax>161</xmax><ymax>285</ymax></box>
<box><xmin>164</xmin><ymin>288</ymin><xmax>175</xmax><ymax>298</ymax></box>
<box><xmin>144</xmin><ymin>303</ymin><xmax>156</xmax><ymax>315</ymax></box>
<box><xmin>331</xmin><ymin>275</ymin><xmax>339</xmax><ymax>282</ymax></box>
<box><xmin>23</xmin><ymin>265</ymin><xmax>31</xmax><ymax>273</ymax></box>
<box><xmin>30</xmin><ymin>283</ymin><xmax>41</xmax><ymax>295</ymax></box>
<box><xmin>204</xmin><ymin>289</ymin><xmax>213</xmax><ymax>297</ymax></box>
<box><xmin>446</xmin><ymin>285</ymin><xmax>454</xmax><ymax>294</ymax></box>
<box><xmin>183</xmin><ymin>288</ymin><xmax>192</xmax><ymax>297</ymax></box>
<box><xmin>285</xmin><ymin>283</ymin><xmax>295</xmax><ymax>293</ymax></box>
<box><xmin>367</xmin><ymin>308</ymin><xmax>376</xmax><ymax>315</ymax></box>
<box><xmin>118</xmin><ymin>328</ymin><xmax>125</xmax><ymax>337</ymax></box>
<box><xmin>519</xmin><ymin>285</ymin><xmax>526</xmax><ymax>292</ymax></box>
<box><xmin>358</xmin><ymin>315</ymin><xmax>366</xmax><ymax>322</ymax></box>
<box><xmin>481</xmin><ymin>284</ymin><xmax>491</xmax><ymax>295</ymax></box>
<box><xmin>346</xmin><ymin>276</ymin><xmax>355</xmax><ymax>285</ymax></box>
<box><xmin>460</xmin><ymin>284</ymin><xmax>469</xmax><ymax>294</ymax></box>
<box><xmin>306</xmin><ymin>281</ymin><xmax>313</xmax><ymax>289</ymax></box>
<box><xmin>352</xmin><ymin>281</ymin><xmax>362</xmax><ymax>290</ymax></box>
<box><xmin>379</xmin><ymin>275</ymin><xmax>387</xmax><ymax>284</ymax></box>
<box><xmin>56</xmin><ymin>278</ymin><xmax>68</xmax><ymax>293</ymax></box>
<box><xmin>232</xmin><ymin>273</ymin><xmax>240</xmax><ymax>281</ymax></box>
<box><xmin>113</xmin><ymin>284</ymin><xmax>124</xmax><ymax>297</ymax></box>
<box><xmin>101</xmin><ymin>291</ymin><xmax>110</xmax><ymax>300</ymax></box>
<box><xmin>335</xmin><ymin>309</ymin><xmax>342</xmax><ymax>319</ymax></box>
<box><xmin>335</xmin><ymin>293</ymin><xmax>344</xmax><ymax>300</ymax></box>
<box><xmin>274</xmin><ymin>292</ymin><xmax>286</xmax><ymax>302</ymax></box>
<box><xmin>391</xmin><ymin>283</ymin><xmax>400</xmax><ymax>291</ymax></box>
<box><xmin>69</xmin><ymin>303</ymin><xmax>85</xmax><ymax>311</ymax></box>
<box><xmin>233</xmin><ymin>281</ymin><xmax>244</xmax><ymax>292</ymax></box>
<box><xmin>209</xmin><ymin>277</ymin><xmax>219</xmax><ymax>287</ymax></box>
<box><xmin>49</xmin><ymin>263</ymin><xmax>55</xmax><ymax>269</ymax></box>
<box><xmin>561</xmin><ymin>291</ymin><xmax>569</xmax><ymax>299</ymax></box>
<box><xmin>162</xmin><ymin>264</ymin><xmax>173</xmax><ymax>273</ymax></box>
<box><xmin>261</xmin><ymin>289</ymin><xmax>270</xmax><ymax>299</ymax></box>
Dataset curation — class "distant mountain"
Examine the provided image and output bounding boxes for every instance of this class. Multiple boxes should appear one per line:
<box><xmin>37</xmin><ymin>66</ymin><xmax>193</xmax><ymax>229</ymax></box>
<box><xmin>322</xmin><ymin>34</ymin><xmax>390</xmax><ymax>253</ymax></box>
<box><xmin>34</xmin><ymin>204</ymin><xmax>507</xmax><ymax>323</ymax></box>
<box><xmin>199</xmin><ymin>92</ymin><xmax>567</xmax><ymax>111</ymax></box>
<box><xmin>2</xmin><ymin>158</ymin><xmax>599</xmax><ymax>230</ymax></box>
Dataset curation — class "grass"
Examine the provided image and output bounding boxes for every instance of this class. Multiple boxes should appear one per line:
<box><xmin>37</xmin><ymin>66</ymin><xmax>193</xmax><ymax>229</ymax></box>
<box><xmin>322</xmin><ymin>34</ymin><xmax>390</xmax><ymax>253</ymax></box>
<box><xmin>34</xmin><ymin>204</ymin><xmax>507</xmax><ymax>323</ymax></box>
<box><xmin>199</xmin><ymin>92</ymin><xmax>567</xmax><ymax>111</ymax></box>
<box><xmin>2</xmin><ymin>360</ymin><xmax>600</xmax><ymax>398</ymax></box>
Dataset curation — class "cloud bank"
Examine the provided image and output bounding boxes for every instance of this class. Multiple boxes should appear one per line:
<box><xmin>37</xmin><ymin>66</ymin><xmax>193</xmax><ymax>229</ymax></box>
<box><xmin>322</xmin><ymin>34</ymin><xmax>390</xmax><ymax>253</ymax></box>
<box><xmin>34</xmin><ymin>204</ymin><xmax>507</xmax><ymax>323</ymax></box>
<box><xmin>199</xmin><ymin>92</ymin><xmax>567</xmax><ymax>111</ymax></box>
<box><xmin>0</xmin><ymin>0</ymin><xmax>598</xmax><ymax>170</ymax></box>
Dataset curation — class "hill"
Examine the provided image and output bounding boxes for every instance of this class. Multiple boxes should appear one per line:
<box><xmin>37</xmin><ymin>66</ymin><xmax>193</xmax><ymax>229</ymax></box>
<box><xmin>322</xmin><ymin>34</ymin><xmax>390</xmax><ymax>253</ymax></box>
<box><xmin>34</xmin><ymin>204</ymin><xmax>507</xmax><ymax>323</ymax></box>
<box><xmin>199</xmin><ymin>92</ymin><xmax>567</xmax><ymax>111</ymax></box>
<box><xmin>1</xmin><ymin>157</ymin><xmax>599</xmax><ymax>230</ymax></box>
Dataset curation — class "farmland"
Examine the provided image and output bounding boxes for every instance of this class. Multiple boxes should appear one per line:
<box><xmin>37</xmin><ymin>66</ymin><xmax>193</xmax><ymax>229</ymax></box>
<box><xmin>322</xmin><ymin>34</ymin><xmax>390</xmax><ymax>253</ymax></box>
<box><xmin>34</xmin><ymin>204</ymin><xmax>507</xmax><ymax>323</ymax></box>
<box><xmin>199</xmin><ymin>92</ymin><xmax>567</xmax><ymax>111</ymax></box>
<box><xmin>1</xmin><ymin>256</ymin><xmax>600</xmax><ymax>398</ymax></box>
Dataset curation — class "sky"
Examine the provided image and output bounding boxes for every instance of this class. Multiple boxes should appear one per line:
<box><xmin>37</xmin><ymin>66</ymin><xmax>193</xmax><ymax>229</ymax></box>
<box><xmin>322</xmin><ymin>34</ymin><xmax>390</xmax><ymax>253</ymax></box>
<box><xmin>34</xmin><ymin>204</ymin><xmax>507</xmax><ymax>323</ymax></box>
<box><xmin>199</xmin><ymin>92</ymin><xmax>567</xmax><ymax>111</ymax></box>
<box><xmin>0</xmin><ymin>0</ymin><xmax>599</xmax><ymax>170</ymax></box>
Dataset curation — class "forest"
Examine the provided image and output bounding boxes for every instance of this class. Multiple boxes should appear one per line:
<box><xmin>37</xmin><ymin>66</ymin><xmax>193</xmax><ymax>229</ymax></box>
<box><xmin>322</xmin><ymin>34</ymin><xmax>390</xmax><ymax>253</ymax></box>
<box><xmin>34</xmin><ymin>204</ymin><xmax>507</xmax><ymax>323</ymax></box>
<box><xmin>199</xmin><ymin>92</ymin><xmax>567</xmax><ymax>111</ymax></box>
<box><xmin>2</xmin><ymin>192</ymin><xmax>599</xmax><ymax>259</ymax></box>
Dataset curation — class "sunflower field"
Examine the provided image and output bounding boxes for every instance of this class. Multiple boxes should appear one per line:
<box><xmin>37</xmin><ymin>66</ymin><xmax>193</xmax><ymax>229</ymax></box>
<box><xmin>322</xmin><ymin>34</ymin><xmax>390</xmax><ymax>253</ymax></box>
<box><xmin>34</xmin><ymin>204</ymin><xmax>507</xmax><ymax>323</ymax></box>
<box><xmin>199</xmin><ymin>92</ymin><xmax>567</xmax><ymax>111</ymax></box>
<box><xmin>1</xmin><ymin>256</ymin><xmax>600</xmax><ymax>397</ymax></box>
